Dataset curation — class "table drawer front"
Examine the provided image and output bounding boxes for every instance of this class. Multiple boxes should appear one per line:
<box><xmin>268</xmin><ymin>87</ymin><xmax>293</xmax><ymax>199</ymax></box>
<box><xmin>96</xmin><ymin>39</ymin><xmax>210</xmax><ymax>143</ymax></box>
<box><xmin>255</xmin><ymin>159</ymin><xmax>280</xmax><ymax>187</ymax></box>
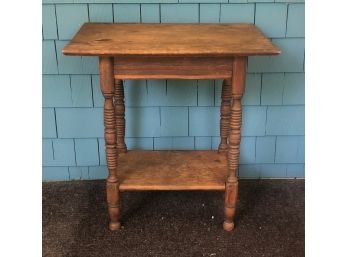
<box><xmin>114</xmin><ymin>56</ymin><xmax>233</xmax><ymax>79</ymax></box>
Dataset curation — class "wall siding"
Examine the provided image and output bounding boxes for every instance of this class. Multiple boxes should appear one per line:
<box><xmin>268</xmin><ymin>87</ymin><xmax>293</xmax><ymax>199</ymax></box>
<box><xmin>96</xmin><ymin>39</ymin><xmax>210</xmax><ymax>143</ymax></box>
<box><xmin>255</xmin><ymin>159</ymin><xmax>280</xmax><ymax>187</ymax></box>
<box><xmin>42</xmin><ymin>0</ymin><xmax>305</xmax><ymax>180</ymax></box>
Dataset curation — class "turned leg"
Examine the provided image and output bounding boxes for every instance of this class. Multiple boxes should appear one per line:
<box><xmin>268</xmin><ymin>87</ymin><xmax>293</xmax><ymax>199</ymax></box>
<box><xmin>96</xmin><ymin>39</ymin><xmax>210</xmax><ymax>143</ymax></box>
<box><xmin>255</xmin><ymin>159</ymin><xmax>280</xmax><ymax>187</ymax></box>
<box><xmin>114</xmin><ymin>79</ymin><xmax>127</xmax><ymax>153</ymax></box>
<box><xmin>223</xmin><ymin>57</ymin><xmax>247</xmax><ymax>232</ymax></box>
<box><xmin>218</xmin><ymin>79</ymin><xmax>231</xmax><ymax>153</ymax></box>
<box><xmin>100</xmin><ymin>57</ymin><xmax>121</xmax><ymax>230</ymax></box>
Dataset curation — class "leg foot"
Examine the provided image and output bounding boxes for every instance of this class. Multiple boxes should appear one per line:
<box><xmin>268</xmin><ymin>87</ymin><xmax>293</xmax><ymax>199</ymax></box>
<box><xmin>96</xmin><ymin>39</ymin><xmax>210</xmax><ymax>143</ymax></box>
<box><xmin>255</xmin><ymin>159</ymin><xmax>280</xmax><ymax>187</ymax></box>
<box><xmin>106</xmin><ymin>181</ymin><xmax>120</xmax><ymax>231</ymax></box>
<box><xmin>223</xmin><ymin>180</ymin><xmax>238</xmax><ymax>232</ymax></box>
<box><xmin>109</xmin><ymin>221</ymin><xmax>121</xmax><ymax>231</ymax></box>
<box><xmin>223</xmin><ymin>221</ymin><xmax>235</xmax><ymax>232</ymax></box>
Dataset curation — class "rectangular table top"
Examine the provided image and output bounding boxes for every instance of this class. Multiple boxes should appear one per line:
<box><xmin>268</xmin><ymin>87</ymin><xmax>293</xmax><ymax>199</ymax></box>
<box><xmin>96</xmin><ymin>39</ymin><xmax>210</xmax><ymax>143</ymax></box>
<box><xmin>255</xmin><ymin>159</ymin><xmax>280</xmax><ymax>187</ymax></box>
<box><xmin>62</xmin><ymin>23</ymin><xmax>280</xmax><ymax>57</ymax></box>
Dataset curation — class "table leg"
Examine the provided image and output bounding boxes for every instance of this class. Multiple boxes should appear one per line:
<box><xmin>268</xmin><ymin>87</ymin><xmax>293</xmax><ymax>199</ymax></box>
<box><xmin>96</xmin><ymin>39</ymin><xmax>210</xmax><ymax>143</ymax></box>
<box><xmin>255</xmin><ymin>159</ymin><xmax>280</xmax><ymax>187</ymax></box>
<box><xmin>114</xmin><ymin>79</ymin><xmax>127</xmax><ymax>153</ymax></box>
<box><xmin>218</xmin><ymin>79</ymin><xmax>231</xmax><ymax>153</ymax></box>
<box><xmin>100</xmin><ymin>57</ymin><xmax>121</xmax><ymax>230</ymax></box>
<box><xmin>223</xmin><ymin>57</ymin><xmax>247</xmax><ymax>232</ymax></box>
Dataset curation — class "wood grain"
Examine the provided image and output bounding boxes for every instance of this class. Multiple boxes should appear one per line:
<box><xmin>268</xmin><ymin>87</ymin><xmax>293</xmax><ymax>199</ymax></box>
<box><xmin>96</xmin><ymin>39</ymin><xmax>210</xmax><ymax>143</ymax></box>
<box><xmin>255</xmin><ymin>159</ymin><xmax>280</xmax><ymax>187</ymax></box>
<box><xmin>223</xmin><ymin>56</ymin><xmax>247</xmax><ymax>232</ymax></box>
<box><xmin>99</xmin><ymin>57</ymin><xmax>121</xmax><ymax>230</ymax></box>
<box><xmin>62</xmin><ymin>23</ymin><xmax>281</xmax><ymax>232</ymax></box>
<box><xmin>62</xmin><ymin>23</ymin><xmax>280</xmax><ymax>56</ymax></box>
<box><xmin>114</xmin><ymin>56</ymin><xmax>234</xmax><ymax>79</ymax></box>
<box><xmin>117</xmin><ymin>150</ymin><xmax>228</xmax><ymax>191</ymax></box>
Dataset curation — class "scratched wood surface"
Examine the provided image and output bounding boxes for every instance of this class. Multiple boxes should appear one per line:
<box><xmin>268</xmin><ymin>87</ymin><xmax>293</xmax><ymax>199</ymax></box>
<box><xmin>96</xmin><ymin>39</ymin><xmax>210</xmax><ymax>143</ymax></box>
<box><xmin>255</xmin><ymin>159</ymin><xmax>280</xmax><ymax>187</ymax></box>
<box><xmin>62</xmin><ymin>23</ymin><xmax>280</xmax><ymax>56</ymax></box>
<box><xmin>117</xmin><ymin>150</ymin><xmax>228</xmax><ymax>191</ymax></box>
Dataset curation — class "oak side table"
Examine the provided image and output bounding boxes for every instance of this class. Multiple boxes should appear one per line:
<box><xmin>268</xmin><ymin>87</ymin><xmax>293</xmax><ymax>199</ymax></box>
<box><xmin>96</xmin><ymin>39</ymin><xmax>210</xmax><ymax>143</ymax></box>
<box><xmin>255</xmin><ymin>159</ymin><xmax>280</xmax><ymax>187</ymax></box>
<box><xmin>62</xmin><ymin>23</ymin><xmax>280</xmax><ymax>231</ymax></box>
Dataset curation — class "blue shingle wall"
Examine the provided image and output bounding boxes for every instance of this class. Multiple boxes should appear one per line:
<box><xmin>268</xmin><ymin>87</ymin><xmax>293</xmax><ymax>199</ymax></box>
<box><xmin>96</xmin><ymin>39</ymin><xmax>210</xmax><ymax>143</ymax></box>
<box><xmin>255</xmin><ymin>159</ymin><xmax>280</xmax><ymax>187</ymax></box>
<box><xmin>42</xmin><ymin>0</ymin><xmax>305</xmax><ymax>181</ymax></box>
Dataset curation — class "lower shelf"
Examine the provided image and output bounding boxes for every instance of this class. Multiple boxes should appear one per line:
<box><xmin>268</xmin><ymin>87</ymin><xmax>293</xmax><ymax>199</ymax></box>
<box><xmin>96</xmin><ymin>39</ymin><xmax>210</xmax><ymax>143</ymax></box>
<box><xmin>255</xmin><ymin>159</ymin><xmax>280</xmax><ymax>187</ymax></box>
<box><xmin>118</xmin><ymin>150</ymin><xmax>228</xmax><ymax>191</ymax></box>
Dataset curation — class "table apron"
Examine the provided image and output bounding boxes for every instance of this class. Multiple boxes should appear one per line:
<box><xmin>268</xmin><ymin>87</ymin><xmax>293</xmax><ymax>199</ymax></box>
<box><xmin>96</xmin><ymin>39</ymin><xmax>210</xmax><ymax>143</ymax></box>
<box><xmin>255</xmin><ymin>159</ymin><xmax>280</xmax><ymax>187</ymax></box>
<box><xmin>113</xmin><ymin>56</ymin><xmax>234</xmax><ymax>80</ymax></box>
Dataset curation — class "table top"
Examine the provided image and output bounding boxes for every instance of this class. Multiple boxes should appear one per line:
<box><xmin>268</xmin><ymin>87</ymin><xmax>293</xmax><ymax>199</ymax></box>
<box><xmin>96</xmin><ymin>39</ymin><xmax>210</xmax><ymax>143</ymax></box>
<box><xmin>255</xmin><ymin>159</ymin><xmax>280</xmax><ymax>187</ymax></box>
<box><xmin>62</xmin><ymin>23</ymin><xmax>280</xmax><ymax>57</ymax></box>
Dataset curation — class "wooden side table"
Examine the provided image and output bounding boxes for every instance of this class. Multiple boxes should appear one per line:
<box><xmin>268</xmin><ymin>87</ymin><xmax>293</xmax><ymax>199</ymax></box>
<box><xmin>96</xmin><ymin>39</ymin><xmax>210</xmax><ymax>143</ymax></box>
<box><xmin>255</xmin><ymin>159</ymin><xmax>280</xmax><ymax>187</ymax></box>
<box><xmin>63</xmin><ymin>23</ymin><xmax>280</xmax><ymax>231</ymax></box>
